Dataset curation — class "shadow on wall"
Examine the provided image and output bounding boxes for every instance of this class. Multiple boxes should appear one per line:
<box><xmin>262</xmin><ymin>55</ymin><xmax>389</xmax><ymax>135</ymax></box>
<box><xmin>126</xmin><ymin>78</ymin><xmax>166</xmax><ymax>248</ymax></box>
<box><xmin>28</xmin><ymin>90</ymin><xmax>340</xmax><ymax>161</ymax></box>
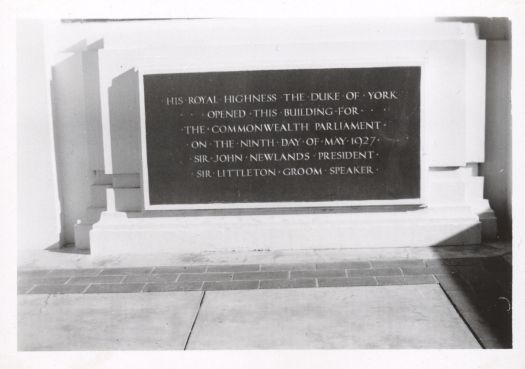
<box><xmin>50</xmin><ymin>39</ymin><xmax>105</xmax><ymax>246</ymax></box>
<box><xmin>483</xmin><ymin>29</ymin><xmax>512</xmax><ymax>240</ymax></box>
<box><xmin>437</xmin><ymin>17</ymin><xmax>512</xmax><ymax>240</ymax></box>
<box><xmin>108</xmin><ymin>68</ymin><xmax>142</xmax><ymax>175</ymax></box>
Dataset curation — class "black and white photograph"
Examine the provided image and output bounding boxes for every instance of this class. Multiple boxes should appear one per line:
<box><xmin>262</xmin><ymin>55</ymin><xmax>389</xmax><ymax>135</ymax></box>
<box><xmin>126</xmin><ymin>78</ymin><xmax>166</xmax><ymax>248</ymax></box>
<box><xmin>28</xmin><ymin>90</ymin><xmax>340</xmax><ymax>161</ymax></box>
<box><xmin>1</xmin><ymin>1</ymin><xmax>524</xmax><ymax>369</ymax></box>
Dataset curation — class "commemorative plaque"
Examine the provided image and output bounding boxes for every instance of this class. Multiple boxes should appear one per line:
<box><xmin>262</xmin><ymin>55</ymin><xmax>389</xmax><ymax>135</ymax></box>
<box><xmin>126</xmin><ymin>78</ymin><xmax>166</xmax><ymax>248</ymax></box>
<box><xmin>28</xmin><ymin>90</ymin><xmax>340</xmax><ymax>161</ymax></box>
<box><xmin>141</xmin><ymin>67</ymin><xmax>421</xmax><ymax>206</ymax></box>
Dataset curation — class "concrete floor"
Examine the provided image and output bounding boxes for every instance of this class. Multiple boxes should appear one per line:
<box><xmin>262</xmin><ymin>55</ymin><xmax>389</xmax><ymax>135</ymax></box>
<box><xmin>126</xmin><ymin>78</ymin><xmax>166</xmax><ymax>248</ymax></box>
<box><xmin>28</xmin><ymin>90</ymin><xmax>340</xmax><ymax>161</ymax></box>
<box><xmin>188</xmin><ymin>285</ymin><xmax>480</xmax><ymax>349</ymax></box>
<box><xmin>18</xmin><ymin>292</ymin><xmax>203</xmax><ymax>350</ymax></box>
<box><xmin>17</xmin><ymin>242</ymin><xmax>512</xmax><ymax>350</ymax></box>
<box><xmin>18</xmin><ymin>242</ymin><xmax>511</xmax><ymax>270</ymax></box>
<box><xmin>18</xmin><ymin>285</ymin><xmax>480</xmax><ymax>350</ymax></box>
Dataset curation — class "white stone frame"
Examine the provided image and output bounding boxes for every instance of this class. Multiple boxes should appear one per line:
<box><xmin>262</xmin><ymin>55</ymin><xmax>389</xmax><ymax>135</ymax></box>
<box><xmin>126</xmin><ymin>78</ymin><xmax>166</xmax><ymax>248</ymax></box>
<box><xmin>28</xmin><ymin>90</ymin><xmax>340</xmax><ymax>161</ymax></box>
<box><xmin>138</xmin><ymin>60</ymin><xmax>428</xmax><ymax>210</ymax></box>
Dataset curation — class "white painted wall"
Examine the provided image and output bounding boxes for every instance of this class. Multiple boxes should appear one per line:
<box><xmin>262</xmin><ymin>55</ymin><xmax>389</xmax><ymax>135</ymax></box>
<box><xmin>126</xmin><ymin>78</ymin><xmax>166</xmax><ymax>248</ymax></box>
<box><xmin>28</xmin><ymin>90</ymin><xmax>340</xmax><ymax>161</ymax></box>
<box><xmin>17</xmin><ymin>20</ymin><xmax>61</xmax><ymax>250</ymax></box>
<box><xmin>17</xmin><ymin>18</ymin><xmax>513</xmax><ymax>251</ymax></box>
<box><xmin>440</xmin><ymin>17</ymin><xmax>512</xmax><ymax>239</ymax></box>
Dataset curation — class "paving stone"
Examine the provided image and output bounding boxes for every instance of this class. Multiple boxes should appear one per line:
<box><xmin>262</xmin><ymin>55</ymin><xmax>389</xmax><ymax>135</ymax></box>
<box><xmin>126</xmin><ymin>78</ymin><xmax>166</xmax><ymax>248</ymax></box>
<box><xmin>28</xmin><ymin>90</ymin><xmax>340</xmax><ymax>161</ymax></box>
<box><xmin>481</xmin><ymin>257</ymin><xmax>511</xmax><ymax>273</ymax></box>
<box><xmin>18</xmin><ymin>291</ymin><xmax>204</xmax><ymax>350</ymax></box>
<box><xmin>153</xmin><ymin>265</ymin><xmax>206</xmax><ymax>273</ymax></box>
<box><xmin>401</xmin><ymin>266</ymin><xmax>457</xmax><ymax>275</ymax></box>
<box><xmin>207</xmin><ymin>264</ymin><xmax>260</xmax><ymax>272</ymax></box>
<box><xmin>454</xmin><ymin>264</ymin><xmax>486</xmax><ymax>276</ymax></box>
<box><xmin>316</xmin><ymin>261</ymin><xmax>371</xmax><ymax>270</ymax></box>
<box><xmin>202</xmin><ymin>280</ymin><xmax>259</xmax><ymax>291</ymax></box>
<box><xmin>233</xmin><ymin>271</ymin><xmax>288</xmax><ymax>281</ymax></box>
<box><xmin>260</xmin><ymin>263</ymin><xmax>315</xmax><ymax>271</ymax></box>
<box><xmin>47</xmin><ymin>269</ymin><xmax>102</xmax><ymax>277</ymax></box>
<box><xmin>375</xmin><ymin>275</ymin><xmax>437</xmax><ymax>286</ymax></box>
<box><xmin>28</xmin><ymin>284</ymin><xmax>88</xmax><ymax>294</ymax></box>
<box><xmin>18</xmin><ymin>270</ymin><xmax>50</xmax><ymax>279</ymax></box>
<box><xmin>370</xmin><ymin>259</ymin><xmax>426</xmax><ymax>268</ymax></box>
<box><xmin>178</xmin><ymin>272</ymin><xmax>232</xmax><ymax>282</ymax></box>
<box><xmin>19</xmin><ymin>277</ymin><xmax>71</xmax><ymax>285</ymax></box>
<box><xmin>123</xmin><ymin>274</ymin><xmax>179</xmax><ymax>284</ymax></box>
<box><xmin>85</xmin><ymin>283</ymin><xmax>145</xmax><ymax>294</ymax></box>
<box><xmin>346</xmin><ymin>267</ymin><xmax>401</xmax><ymax>277</ymax></box>
<box><xmin>481</xmin><ymin>295</ymin><xmax>513</xmax><ymax>317</ymax></box>
<box><xmin>455</xmin><ymin>267</ymin><xmax>504</xmax><ymax>294</ymax></box>
<box><xmin>403</xmin><ymin>275</ymin><xmax>438</xmax><ymax>285</ymax></box>
<box><xmin>424</xmin><ymin>257</ymin><xmax>481</xmax><ymax>268</ymax></box>
<box><xmin>490</xmin><ymin>269</ymin><xmax>512</xmax><ymax>287</ymax></box>
<box><xmin>259</xmin><ymin>279</ymin><xmax>316</xmax><ymax>289</ymax></box>
<box><xmin>468</xmin><ymin>282</ymin><xmax>504</xmax><ymax>297</ymax></box>
<box><xmin>425</xmin><ymin>259</ymin><xmax>451</xmax><ymax>268</ymax></box>
<box><xmin>99</xmin><ymin>267</ymin><xmax>154</xmax><ymax>276</ymax></box>
<box><xmin>68</xmin><ymin>275</ymin><xmax>124</xmax><ymax>285</ymax></box>
<box><xmin>143</xmin><ymin>282</ymin><xmax>203</xmax><ymax>292</ymax></box>
<box><xmin>444</xmin><ymin>290</ymin><xmax>486</xmax><ymax>314</ymax></box>
<box><xmin>187</xmin><ymin>285</ymin><xmax>480</xmax><ymax>349</ymax></box>
<box><xmin>441</xmin><ymin>258</ymin><xmax>483</xmax><ymax>266</ymax></box>
<box><xmin>434</xmin><ymin>274</ymin><xmax>472</xmax><ymax>291</ymax></box>
<box><xmin>480</xmin><ymin>337</ymin><xmax>509</xmax><ymax>349</ymax></box>
<box><xmin>447</xmin><ymin>289</ymin><xmax>512</xmax><ymax>336</ymax></box>
<box><xmin>493</xmin><ymin>274</ymin><xmax>512</xmax><ymax>296</ymax></box>
<box><xmin>375</xmin><ymin>276</ymin><xmax>405</xmax><ymax>285</ymax></box>
<box><xmin>318</xmin><ymin>277</ymin><xmax>377</xmax><ymax>287</ymax></box>
<box><xmin>459</xmin><ymin>311</ymin><xmax>502</xmax><ymax>346</ymax></box>
<box><xmin>17</xmin><ymin>284</ymin><xmax>35</xmax><ymax>294</ymax></box>
<box><xmin>291</xmin><ymin>269</ymin><xmax>345</xmax><ymax>279</ymax></box>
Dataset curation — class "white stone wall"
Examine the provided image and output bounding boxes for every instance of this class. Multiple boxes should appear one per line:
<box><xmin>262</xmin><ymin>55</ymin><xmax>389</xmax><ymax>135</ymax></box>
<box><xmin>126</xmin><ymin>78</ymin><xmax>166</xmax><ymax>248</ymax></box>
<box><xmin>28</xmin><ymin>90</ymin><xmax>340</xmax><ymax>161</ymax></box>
<box><xmin>17</xmin><ymin>20</ymin><xmax>61</xmax><ymax>249</ymax></box>
<box><xmin>17</xmin><ymin>18</ymin><xmax>512</xmax><ymax>251</ymax></box>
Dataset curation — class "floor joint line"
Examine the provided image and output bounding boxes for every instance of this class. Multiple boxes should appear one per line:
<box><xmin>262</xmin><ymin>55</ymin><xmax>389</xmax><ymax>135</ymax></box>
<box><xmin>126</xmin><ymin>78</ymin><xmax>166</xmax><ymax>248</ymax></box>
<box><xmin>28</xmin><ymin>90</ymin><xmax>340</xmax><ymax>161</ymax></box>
<box><xmin>438</xmin><ymin>283</ymin><xmax>486</xmax><ymax>349</ymax></box>
<box><xmin>184</xmin><ymin>291</ymin><xmax>206</xmax><ymax>350</ymax></box>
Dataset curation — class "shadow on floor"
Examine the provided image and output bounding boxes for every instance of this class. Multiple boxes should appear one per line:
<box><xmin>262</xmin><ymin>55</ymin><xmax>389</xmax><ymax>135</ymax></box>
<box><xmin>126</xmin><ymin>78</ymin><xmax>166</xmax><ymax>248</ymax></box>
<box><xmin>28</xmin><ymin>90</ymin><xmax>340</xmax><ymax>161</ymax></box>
<box><xmin>437</xmin><ymin>256</ymin><xmax>512</xmax><ymax>348</ymax></box>
<box><xmin>45</xmin><ymin>243</ymin><xmax>90</xmax><ymax>255</ymax></box>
